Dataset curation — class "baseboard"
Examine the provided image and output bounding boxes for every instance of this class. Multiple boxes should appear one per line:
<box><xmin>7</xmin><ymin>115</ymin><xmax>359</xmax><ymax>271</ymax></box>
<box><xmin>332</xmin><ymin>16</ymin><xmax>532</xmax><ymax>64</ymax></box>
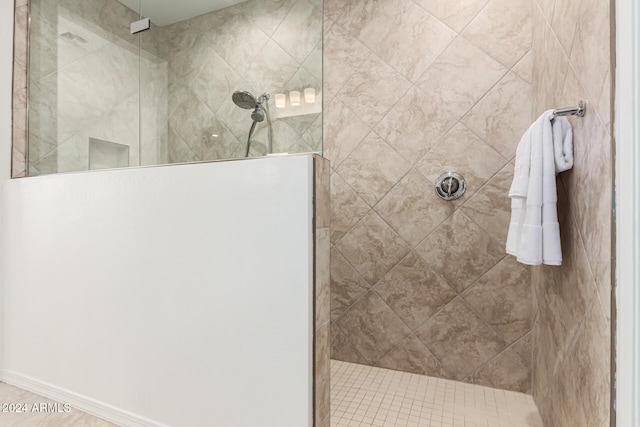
<box><xmin>0</xmin><ymin>370</ymin><xmax>170</xmax><ymax>427</ymax></box>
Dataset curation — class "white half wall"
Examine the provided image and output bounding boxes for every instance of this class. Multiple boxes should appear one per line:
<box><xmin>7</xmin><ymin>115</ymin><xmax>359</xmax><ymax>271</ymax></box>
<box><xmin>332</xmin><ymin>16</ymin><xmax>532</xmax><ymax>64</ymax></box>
<box><xmin>0</xmin><ymin>156</ymin><xmax>315</xmax><ymax>427</ymax></box>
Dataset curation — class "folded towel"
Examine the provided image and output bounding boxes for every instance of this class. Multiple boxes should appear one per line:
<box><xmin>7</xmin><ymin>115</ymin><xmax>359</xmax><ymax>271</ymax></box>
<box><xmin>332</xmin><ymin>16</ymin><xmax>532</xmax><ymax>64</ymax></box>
<box><xmin>506</xmin><ymin>110</ymin><xmax>573</xmax><ymax>266</ymax></box>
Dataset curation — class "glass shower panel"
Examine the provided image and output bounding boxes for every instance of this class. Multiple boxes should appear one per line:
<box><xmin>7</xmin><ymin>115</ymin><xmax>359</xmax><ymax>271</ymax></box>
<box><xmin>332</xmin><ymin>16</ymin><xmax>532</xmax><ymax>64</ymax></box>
<box><xmin>28</xmin><ymin>0</ymin><xmax>141</xmax><ymax>175</ymax></box>
<box><xmin>26</xmin><ymin>0</ymin><xmax>323</xmax><ymax>175</ymax></box>
<box><xmin>140</xmin><ymin>0</ymin><xmax>323</xmax><ymax>163</ymax></box>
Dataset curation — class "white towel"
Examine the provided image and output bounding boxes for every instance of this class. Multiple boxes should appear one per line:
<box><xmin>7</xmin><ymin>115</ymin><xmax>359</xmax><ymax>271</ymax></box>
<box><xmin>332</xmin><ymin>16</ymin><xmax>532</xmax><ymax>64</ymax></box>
<box><xmin>506</xmin><ymin>110</ymin><xmax>573</xmax><ymax>265</ymax></box>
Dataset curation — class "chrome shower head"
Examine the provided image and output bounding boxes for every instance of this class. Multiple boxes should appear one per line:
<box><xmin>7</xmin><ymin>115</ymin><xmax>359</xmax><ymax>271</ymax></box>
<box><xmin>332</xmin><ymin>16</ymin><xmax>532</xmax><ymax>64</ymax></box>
<box><xmin>251</xmin><ymin>106</ymin><xmax>265</xmax><ymax>122</ymax></box>
<box><xmin>232</xmin><ymin>90</ymin><xmax>257</xmax><ymax>109</ymax></box>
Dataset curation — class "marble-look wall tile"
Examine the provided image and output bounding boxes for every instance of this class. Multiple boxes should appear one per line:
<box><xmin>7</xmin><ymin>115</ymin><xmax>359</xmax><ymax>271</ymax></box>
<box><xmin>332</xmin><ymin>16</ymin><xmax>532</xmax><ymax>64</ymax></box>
<box><xmin>337</xmin><ymin>53</ymin><xmax>412</xmax><ymax>128</ymax></box>
<box><xmin>462</xmin><ymin>256</ymin><xmax>531</xmax><ymax>344</ymax></box>
<box><xmin>415</xmin><ymin>298</ymin><xmax>506</xmax><ymax>380</ymax></box>
<box><xmin>330</xmin><ymin>248</ymin><xmax>370</xmax><ymax>322</ymax></box>
<box><xmin>323</xmin><ymin>97</ymin><xmax>370</xmax><ymax>169</ymax></box>
<box><xmin>336</xmin><ymin>133</ymin><xmax>411</xmax><ymax>207</ymax></box>
<box><xmin>530</xmin><ymin>1</ymin><xmax>612</xmax><ymax>424</ymax></box>
<box><xmin>331</xmin><ymin>324</ymin><xmax>366</xmax><ymax>364</ymax></box>
<box><xmin>374</xmin><ymin>253</ymin><xmax>456</xmax><ymax>331</ymax></box>
<box><xmin>415</xmin><ymin>211</ymin><xmax>505</xmax><ymax>294</ymax></box>
<box><xmin>462</xmin><ymin>71</ymin><xmax>533</xmax><ymax>159</ymax></box>
<box><xmin>327</xmin><ymin>0</ymin><xmax>534</xmax><ymax>390</ymax></box>
<box><xmin>374</xmin><ymin>171</ymin><xmax>455</xmax><ymax>248</ymax></box>
<box><xmin>511</xmin><ymin>332</ymin><xmax>532</xmax><ymax>366</ymax></box>
<box><xmin>335</xmin><ymin>291</ymin><xmax>412</xmax><ymax>364</ymax></box>
<box><xmin>329</xmin><ymin>173</ymin><xmax>370</xmax><ymax>244</ymax></box>
<box><xmin>374</xmin><ymin>87</ymin><xmax>458</xmax><ymax>165</ymax></box>
<box><xmin>272</xmin><ymin>0</ymin><xmax>322</xmax><ymax>64</ymax></box>
<box><xmin>414</xmin><ymin>0</ymin><xmax>490</xmax><ymax>33</ymax></box>
<box><xmin>322</xmin><ymin>22</ymin><xmax>371</xmax><ymax>95</ymax></box>
<box><xmin>372</xmin><ymin>3</ymin><xmax>456</xmax><ymax>82</ymax></box>
<box><xmin>416</xmin><ymin>37</ymin><xmax>508</xmax><ymax>118</ymax></box>
<box><xmin>460</xmin><ymin>164</ymin><xmax>513</xmax><ymax>246</ymax></box>
<box><xmin>335</xmin><ymin>211</ymin><xmax>410</xmax><ymax>286</ymax></box>
<box><xmin>314</xmin><ymin>322</ymin><xmax>330</xmax><ymax>427</ymax></box>
<box><xmin>462</xmin><ymin>0</ymin><xmax>532</xmax><ymax>69</ymax></box>
<box><xmin>468</xmin><ymin>349</ymin><xmax>531</xmax><ymax>393</ymax></box>
<box><xmin>375</xmin><ymin>334</ymin><xmax>450</xmax><ymax>378</ymax></box>
<box><xmin>416</xmin><ymin>123</ymin><xmax>509</xmax><ymax>201</ymax></box>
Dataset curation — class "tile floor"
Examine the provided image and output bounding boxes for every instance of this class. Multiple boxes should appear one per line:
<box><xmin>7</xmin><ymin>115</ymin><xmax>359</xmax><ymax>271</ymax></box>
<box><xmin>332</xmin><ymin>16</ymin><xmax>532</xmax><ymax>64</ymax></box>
<box><xmin>0</xmin><ymin>382</ymin><xmax>116</xmax><ymax>427</ymax></box>
<box><xmin>0</xmin><ymin>361</ymin><xmax>544</xmax><ymax>426</ymax></box>
<box><xmin>331</xmin><ymin>360</ymin><xmax>543</xmax><ymax>427</ymax></box>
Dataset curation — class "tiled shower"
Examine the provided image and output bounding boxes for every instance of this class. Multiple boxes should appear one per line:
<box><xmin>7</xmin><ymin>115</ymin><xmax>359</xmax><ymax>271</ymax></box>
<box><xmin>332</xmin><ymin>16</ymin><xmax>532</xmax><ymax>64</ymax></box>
<box><xmin>10</xmin><ymin>0</ymin><xmax>612</xmax><ymax>425</ymax></box>
<box><xmin>324</xmin><ymin>0</ymin><xmax>611</xmax><ymax>425</ymax></box>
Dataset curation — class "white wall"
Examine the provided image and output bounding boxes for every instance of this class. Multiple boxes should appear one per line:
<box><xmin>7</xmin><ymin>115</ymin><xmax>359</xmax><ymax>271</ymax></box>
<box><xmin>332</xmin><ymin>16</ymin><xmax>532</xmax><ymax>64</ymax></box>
<box><xmin>0</xmin><ymin>156</ymin><xmax>315</xmax><ymax>427</ymax></box>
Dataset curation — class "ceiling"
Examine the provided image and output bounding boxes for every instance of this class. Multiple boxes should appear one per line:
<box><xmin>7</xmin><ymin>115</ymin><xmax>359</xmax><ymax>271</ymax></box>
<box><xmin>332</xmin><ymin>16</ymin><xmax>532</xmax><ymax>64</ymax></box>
<box><xmin>117</xmin><ymin>0</ymin><xmax>249</xmax><ymax>26</ymax></box>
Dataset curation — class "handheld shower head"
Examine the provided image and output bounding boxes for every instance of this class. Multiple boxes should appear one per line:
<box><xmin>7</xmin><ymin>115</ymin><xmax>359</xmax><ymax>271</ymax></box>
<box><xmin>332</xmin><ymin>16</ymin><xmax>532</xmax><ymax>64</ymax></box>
<box><xmin>251</xmin><ymin>106</ymin><xmax>265</xmax><ymax>122</ymax></box>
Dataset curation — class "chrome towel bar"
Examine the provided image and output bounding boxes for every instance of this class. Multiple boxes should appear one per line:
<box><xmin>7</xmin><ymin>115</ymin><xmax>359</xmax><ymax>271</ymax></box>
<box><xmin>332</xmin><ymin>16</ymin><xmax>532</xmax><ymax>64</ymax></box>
<box><xmin>553</xmin><ymin>100</ymin><xmax>587</xmax><ymax>117</ymax></box>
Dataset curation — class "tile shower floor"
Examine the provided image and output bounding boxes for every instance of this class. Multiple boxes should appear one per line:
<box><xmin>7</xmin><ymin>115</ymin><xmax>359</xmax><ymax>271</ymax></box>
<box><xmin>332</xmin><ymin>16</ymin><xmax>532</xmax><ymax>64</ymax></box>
<box><xmin>331</xmin><ymin>360</ymin><xmax>543</xmax><ymax>427</ymax></box>
<box><xmin>0</xmin><ymin>360</ymin><xmax>543</xmax><ymax>426</ymax></box>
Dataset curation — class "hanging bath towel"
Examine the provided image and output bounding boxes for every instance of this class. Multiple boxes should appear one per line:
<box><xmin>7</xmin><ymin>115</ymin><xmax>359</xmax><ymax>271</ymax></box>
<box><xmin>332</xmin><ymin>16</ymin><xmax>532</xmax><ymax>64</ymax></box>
<box><xmin>505</xmin><ymin>110</ymin><xmax>573</xmax><ymax>265</ymax></box>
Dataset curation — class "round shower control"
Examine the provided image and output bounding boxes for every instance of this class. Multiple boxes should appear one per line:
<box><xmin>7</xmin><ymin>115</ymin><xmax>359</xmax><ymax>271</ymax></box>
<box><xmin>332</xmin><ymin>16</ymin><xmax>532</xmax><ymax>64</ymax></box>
<box><xmin>435</xmin><ymin>172</ymin><xmax>466</xmax><ymax>201</ymax></box>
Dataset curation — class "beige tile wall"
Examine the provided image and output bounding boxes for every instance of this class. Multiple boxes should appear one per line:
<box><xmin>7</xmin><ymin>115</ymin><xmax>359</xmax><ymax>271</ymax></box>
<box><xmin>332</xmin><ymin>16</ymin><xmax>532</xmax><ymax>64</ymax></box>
<box><xmin>314</xmin><ymin>155</ymin><xmax>331</xmax><ymax>427</ymax></box>
<box><xmin>325</xmin><ymin>0</ymin><xmax>535</xmax><ymax>392</ymax></box>
<box><xmin>530</xmin><ymin>0</ymin><xmax>612</xmax><ymax>425</ymax></box>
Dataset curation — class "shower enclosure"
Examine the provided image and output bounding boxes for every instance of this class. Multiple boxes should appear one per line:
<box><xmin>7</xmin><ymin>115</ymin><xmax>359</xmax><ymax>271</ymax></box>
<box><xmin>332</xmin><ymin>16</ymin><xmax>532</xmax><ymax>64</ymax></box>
<box><xmin>23</xmin><ymin>0</ymin><xmax>322</xmax><ymax>176</ymax></box>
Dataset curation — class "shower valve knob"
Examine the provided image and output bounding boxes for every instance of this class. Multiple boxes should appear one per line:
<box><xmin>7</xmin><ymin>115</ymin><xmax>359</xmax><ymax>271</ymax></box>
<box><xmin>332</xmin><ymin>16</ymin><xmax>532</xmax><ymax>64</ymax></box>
<box><xmin>435</xmin><ymin>172</ymin><xmax>466</xmax><ymax>201</ymax></box>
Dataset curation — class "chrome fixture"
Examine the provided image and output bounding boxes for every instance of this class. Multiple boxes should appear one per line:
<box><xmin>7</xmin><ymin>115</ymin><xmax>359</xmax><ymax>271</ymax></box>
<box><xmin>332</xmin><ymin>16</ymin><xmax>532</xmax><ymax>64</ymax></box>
<box><xmin>232</xmin><ymin>90</ymin><xmax>273</xmax><ymax>157</ymax></box>
<box><xmin>435</xmin><ymin>172</ymin><xmax>466</xmax><ymax>201</ymax></box>
<box><xmin>553</xmin><ymin>100</ymin><xmax>587</xmax><ymax>117</ymax></box>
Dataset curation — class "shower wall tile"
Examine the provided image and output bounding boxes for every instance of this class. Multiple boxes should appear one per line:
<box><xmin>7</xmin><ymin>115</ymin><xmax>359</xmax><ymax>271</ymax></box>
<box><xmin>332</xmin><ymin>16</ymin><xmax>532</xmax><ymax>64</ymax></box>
<box><xmin>414</xmin><ymin>0</ymin><xmax>490</xmax><ymax>33</ymax></box>
<box><xmin>329</xmin><ymin>173</ymin><xmax>370</xmax><ymax>244</ymax></box>
<box><xmin>271</xmin><ymin>0</ymin><xmax>322</xmax><ymax>64</ymax></box>
<box><xmin>374</xmin><ymin>253</ymin><xmax>456</xmax><ymax>331</ymax></box>
<box><xmin>337</xmin><ymin>53</ymin><xmax>411</xmax><ymax>128</ymax></box>
<box><xmin>414</xmin><ymin>211</ymin><xmax>505</xmax><ymax>294</ymax></box>
<box><xmin>512</xmin><ymin>51</ymin><xmax>533</xmax><ymax>84</ymax></box>
<box><xmin>334</xmin><ymin>290</ymin><xmax>412</xmax><ymax>365</ymax></box>
<box><xmin>314</xmin><ymin>156</ymin><xmax>330</xmax><ymax>427</ymax></box>
<box><xmin>376</xmin><ymin>334</ymin><xmax>450</xmax><ymax>378</ymax></box>
<box><xmin>462</xmin><ymin>71</ymin><xmax>533</xmax><ymax>160</ymax></box>
<box><xmin>462</xmin><ymin>0</ymin><xmax>532</xmax><ymax>69</ymax></box>
<box><xmin>530</xmin><ymin>0</ymin><xmax>612</xmax><ymax>424</ymax></box>
<box><xmin>330</xmin><ymin>248</ymin><xmax>370</xmax><ymax>322</ymax></box>
<box><xmin>415</xmin><ymin>123</ymin><xmax>508</xmax><ymax>201</ymax></box>
<box><xmin>328</xmin><ymin>0</ymin><xmax>413</xmax><ymax>51</ymax></box>
<box><xmin>247</xmin><ymin>0</ymin><xmax>298</xmax><ymax>36</ymax></box>
<box><xmin>335</xmin><ymin>211</ymin><xmax>410</xmax><ymax>286</ymax></box>
<box><xmin>374</xmin><ymin>87</ymin><xmax>458</xmax><ymax>165</ymax></box>
<box><xmin>374</xmin><ymin>171</ymin><xmax>455</xmax><ymax>248</ymax></box>
<box><xmin>511</xmin><ymin>332</ymin><xmax>532</xmax><ymax>366</ymax></box>
<box><xmin>331</xmin><ymin>324</ymin><xmax>366</xmax><ymax>364</ymax></box>
<box><xmin>468</xmin><ymin>349</ymin><xmax>531</xmax><ymax>393</ymax></box>
<box><xmin>336</xmin><ymin>133</ymin><xmax>411</xmax><ymax>207</ymax></box>
<box><xmin>416</xmin><ymin>37</ymin><xmax>508</xmax><ymax>118</ymax></box>
<box><xmin>462</xmin><ymin>256</ymin><xmax>531</xmax><ymax>345</ymax></box>
<box><xmin>327</xmin><ymin>0</ymin><xmax>535</xmax><ymax>392</ymax></box>
<box><xmin>372</xmin><ymin>3</ymin><xmax>456</xmax><ymax>82</ymax></box>
<box><xmin>460</xmin><ymin>164</ymin><xmax>513</xmax><ymax>246</ymax></box>
<box><xmin>415</xmin><ymin>298</ymin><xmax>506</xmax><ymax>381</ymax></box>
<box><xmin>322</xmin><ymin>22</ymin><xmax>371</xmax><ymax>95</ymax></box>
<box><xmin>322</xmin><ymin>98</ymin><xmax>370</xmax><ymax>169</ymax></box>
